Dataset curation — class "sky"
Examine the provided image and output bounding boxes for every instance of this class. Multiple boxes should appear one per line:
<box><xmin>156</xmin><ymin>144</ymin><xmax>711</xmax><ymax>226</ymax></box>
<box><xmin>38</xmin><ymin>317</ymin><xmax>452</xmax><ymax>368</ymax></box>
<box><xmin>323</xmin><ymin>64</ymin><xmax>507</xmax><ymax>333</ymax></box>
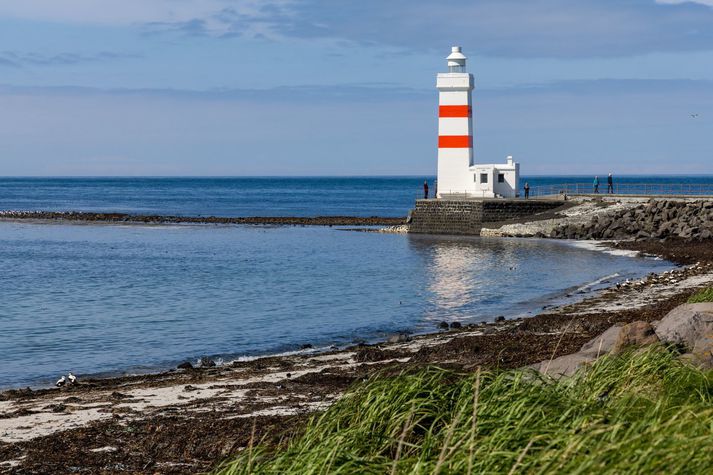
<box><xmin>0</xmin><ymin>0</ymin><xmax>712</xmax><ymax>176</ymax></box>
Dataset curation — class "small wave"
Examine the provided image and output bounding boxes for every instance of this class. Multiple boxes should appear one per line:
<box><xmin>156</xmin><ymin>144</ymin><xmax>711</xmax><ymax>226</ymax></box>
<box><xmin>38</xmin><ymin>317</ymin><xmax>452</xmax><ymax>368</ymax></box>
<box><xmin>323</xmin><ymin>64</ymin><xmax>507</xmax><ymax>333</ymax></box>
<box><xmin>569</xmin><ymin>240</ymin><xmax>641</xmax><ymax>258</ymax></box>
<box><xmin>573</xmin><ymin>272</ymin><xmax>621</xmax><ymax>293</ymax></box>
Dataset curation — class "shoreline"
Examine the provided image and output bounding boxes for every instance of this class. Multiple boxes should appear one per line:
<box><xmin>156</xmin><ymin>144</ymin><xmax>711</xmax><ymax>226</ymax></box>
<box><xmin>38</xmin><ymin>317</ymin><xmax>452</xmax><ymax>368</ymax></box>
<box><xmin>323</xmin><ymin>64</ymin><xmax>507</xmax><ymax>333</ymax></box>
<box><xmin>0</xmin><ymin>235</ymin><xmax>671</xmax><ymax>393</ymax></box>
<box><xmin>2</xmin><ymin>240</ymin><xmax>712</xmax><ymax>473</ymax></box>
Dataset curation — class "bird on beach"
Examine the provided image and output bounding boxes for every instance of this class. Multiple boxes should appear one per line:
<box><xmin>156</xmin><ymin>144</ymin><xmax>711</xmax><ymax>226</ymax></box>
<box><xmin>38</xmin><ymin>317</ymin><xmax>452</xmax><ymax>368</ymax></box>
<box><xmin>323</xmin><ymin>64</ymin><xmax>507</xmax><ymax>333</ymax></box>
<box><xmin>56</xmin><ymin>376</ymin><xmax>66</xmax><ymax>387</ymax></box>
<box><xmin>68</xmin><ymin>372</ymin><xmax>77</xmax><ymax>385</ymax></box>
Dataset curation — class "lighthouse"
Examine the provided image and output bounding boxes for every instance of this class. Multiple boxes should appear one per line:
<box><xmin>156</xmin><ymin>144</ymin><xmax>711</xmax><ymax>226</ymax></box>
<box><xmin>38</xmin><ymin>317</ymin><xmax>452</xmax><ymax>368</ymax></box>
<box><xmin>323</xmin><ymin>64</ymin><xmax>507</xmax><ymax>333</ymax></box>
<box><xmin>436</xmin><ymin>46</ymin><xmax>519</xmax><ymax>198</ymax></box>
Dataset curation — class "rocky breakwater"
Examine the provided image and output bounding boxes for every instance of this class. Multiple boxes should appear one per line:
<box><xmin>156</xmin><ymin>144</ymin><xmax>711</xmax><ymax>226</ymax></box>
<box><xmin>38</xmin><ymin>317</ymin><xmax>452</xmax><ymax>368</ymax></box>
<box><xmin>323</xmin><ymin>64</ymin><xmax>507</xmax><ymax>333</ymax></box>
<box><xmin>547</xmin><ymin>199</ymin><xmax>713</xmax><ymax>241</ymax></box>
<box><xmin>0</xmin><ymin>210</ymin><xmax>405</xmax><ymax>227</ymax></box>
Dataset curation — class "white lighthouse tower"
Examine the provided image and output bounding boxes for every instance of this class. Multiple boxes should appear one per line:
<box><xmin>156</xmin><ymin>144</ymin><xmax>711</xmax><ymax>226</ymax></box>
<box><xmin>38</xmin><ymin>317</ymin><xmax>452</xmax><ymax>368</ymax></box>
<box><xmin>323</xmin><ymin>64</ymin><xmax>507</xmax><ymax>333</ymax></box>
<box><xmin>436</xmin><ymin>46</ymin><xmax>519</xmax><ymax>198</ymax></box>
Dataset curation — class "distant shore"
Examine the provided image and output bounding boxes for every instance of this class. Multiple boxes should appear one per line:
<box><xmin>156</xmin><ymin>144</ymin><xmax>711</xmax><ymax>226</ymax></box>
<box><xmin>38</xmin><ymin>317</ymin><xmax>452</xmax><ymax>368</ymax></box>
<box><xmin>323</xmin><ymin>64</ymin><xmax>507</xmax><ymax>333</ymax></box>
<box><xmin>0</xmin><ymin>210</ymin><xmax>406</xmax><ymax>227</ymax></box>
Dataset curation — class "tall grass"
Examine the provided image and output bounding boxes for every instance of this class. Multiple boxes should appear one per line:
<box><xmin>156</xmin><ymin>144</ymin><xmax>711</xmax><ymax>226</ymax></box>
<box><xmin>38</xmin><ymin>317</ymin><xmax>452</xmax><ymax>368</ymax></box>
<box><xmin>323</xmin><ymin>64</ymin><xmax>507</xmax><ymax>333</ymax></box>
<box><xmin>688</xmin><ymin>287</ymin><xmax>713</xmax><ymax>303</ymax></box>
<box><xmin>215</xmin><ymin>348</ymin><xmax>713</xmax><ymax>474</ymax></box>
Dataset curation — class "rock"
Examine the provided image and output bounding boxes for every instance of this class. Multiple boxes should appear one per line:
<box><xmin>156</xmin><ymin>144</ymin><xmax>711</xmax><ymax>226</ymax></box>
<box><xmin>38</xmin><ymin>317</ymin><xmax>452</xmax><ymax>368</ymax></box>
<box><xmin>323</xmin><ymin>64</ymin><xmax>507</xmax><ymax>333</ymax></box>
<box><xmin>655</xmin><ymin>303</ymin><xmax>713</xmax><ymax>352</ymax></box>
<box><xmin>611</xmin><ymin>321</ymin><xmax>659</xmax><ymax>354</ymax></box>
<box><xmin>495</xmin><ymin>316</ymin><xmax>506</xmax><ymax>322</ymax></box>
<box><xmin>300</xmin><ymin>344</ymin><xmax>314</xmax><ymax>350</ymax></box>
<box><xmin>387</xmin><ymin>333</ymin><xmax>411</xmax><ymax>344</ymax></box>
<box><xmin>535</xmin><ymin>353</ymin><xmax>595</xmax><ymax>378</ymax></box>
<box><xmin>177</xmin><ymin>361</ymin><xmax>193</xmax><ymax>370</ymax></box>
<box><xmin>692</xmin><ymin>334</ymin><xmax>713</xmax><ymax>368</ymax></box>
<box><xmin>197</xmin><ymin>357</ymin><xmax>216</xmax><ymax>368</ymax></box>
<box><xmin>579</xmin><ymin>324</ymin><xmax>623</xmax><ymax>358</ymax></box>
<box><xmin>438</xmin><ymin>321</ymin><xmax>449</xmax><ymax>330</ymax></box>
<box><xmin>50</xmin><ymin>403</ymin><xmax>67</xmax><ymax>413</ymax></box>
<box><xmin>450</xmin><ymin>321</ymin><xmax>462</xmax><ymax>329</ymax></box>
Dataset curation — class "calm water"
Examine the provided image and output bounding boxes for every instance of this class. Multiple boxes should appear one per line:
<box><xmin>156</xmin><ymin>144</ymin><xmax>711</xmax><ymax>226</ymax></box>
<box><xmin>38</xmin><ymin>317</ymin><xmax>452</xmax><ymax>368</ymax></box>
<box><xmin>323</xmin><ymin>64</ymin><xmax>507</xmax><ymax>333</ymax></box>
<box><xmin>0</xmin><ymin>221</ymin><xmax>672</xmax><ymax>389</ymax></box>
<box><xmin>1</xmin><ymin>176</ymin><xmax>711</xmax><ymax>217</ymax></box>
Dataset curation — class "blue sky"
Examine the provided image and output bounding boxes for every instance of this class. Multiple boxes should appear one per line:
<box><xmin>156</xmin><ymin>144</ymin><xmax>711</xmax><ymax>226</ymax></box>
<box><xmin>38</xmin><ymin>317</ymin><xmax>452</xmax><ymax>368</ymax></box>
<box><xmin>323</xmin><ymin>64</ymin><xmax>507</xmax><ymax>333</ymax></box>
<box><xmin>0</xmin><ymin>0</ymin><xmax>712</xmax><ymax>176</ymax></box>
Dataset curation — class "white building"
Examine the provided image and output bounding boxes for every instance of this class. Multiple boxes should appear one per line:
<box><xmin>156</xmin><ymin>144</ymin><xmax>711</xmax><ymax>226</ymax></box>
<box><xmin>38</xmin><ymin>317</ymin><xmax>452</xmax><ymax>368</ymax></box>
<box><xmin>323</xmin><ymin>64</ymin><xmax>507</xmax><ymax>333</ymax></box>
<box><xmin>436</xmin><ymin>46</ymin><xmax>520</xmax><ymax>199</ymax></box>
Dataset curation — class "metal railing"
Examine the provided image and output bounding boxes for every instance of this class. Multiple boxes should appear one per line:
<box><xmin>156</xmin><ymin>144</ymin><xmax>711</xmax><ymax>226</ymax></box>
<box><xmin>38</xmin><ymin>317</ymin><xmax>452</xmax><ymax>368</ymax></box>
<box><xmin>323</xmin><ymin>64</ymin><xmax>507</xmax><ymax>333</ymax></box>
<box><xmin>416</xmin><ymin>183</ymin><xmax>713</xmax><ymax>200</ymax></box>
<box><xmin>528</xmin><ymin>183</ymin><xmax>713</xmax><ymax>198</ymax></box>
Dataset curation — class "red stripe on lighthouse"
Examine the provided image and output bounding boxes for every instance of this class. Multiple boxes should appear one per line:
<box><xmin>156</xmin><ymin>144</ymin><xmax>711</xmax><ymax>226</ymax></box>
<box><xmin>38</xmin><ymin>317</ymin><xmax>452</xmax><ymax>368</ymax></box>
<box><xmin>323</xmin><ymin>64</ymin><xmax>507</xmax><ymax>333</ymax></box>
<box><xmin>439</xmin><ymin>105</ymin><xmax>471</xmax><ymax>117</ymax></box>
<box><xmin>438</xmin><ymin>136</ymin><xmax>471</xmax><ymax>148</ymax></box>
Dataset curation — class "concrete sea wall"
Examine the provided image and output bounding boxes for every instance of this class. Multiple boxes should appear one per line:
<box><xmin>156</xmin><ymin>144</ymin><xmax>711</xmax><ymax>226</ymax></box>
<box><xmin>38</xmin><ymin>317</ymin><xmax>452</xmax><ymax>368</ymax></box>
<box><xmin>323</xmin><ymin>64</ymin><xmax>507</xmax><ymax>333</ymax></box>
<box><xmin>408</xmin><ymin>199</ymin><xmax>564</xmax><ymax>235</ymax></box>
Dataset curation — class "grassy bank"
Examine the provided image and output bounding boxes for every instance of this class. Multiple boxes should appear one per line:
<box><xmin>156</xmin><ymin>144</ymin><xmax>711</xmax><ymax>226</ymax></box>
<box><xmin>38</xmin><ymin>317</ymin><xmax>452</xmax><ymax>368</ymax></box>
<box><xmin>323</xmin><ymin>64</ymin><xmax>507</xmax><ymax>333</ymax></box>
<box><xmin>216</xmin><ymin>348</ymin><xmax>713</xmax><ymax>474</ymax></box>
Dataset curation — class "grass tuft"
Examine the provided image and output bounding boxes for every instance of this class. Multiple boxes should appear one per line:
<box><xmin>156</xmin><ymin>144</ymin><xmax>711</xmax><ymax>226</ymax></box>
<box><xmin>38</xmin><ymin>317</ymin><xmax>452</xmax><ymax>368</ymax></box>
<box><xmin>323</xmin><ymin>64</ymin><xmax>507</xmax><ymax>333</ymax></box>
<box><xmin>688</xmin><ymin>287</ymin><xmax>713</xmax><ymax>303</ymax></box>
<box><xmin>214</xmin><ymin>348</ymin><xmax>713</xmax><ymax>474</ymax></box>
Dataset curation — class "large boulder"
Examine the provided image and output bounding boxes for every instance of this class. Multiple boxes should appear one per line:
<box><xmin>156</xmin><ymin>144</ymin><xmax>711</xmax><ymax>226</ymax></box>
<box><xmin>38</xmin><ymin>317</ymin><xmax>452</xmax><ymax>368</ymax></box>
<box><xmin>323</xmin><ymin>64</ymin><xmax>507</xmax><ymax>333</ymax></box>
<box><xmin>579</xmin><ymin>324</ymin><xmax>623</xmax><ymax>358</ymax></box>
<box><xmin>533</xmin><ymin>353</ymin><xmax>595</xmax><ymax>378</ymax></box>
<box><xmin>655</xmin><ymin>303</ymin><xmax>713</xmax><ymax>348</ymax></box>
<box><xmin>611</xmin><ymin>321</ymin><xmax>659</xmax><ymax>354</ymax></box>
<box><xmin>655</xmin><ymin>303</ymin><xmax>713</xmax><ymax>367</ymax></box>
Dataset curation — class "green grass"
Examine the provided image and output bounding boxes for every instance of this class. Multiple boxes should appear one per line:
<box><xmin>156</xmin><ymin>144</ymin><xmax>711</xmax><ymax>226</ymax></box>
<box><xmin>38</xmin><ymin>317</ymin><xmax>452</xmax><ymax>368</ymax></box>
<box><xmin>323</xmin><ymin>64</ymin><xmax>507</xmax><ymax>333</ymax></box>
<box><xmin>688</xmin><ymin>287</ymin><xmax>713</xmax><ymax>303</ymax></box>
<box><xmin>215</xmin><ymin>348</ymin><xmax>713</xmax><ymax>475</ymax></box>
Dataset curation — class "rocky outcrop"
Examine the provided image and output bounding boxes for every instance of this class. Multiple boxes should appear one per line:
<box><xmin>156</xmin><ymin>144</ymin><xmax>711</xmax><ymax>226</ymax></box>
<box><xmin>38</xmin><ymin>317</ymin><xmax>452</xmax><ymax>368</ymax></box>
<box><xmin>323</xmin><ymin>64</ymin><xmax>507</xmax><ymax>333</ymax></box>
<box><xmin>655</xmin><ymin>302</ymin><xmax>713</xmax><ymax>367</ymax></box>
<box><xmin>534</xmin><ymin>301</ymin><xmax>713</xmax><ymax>377</ymax></box>
<box><xmin>611</xmin><ymin>321</ymin><xmax>659</xmax><ymax>354</ymax></box>
<box><xmin>546</xmin><ymin>199</ymin><xmax>713</xmax><ymax>241</ymax></box>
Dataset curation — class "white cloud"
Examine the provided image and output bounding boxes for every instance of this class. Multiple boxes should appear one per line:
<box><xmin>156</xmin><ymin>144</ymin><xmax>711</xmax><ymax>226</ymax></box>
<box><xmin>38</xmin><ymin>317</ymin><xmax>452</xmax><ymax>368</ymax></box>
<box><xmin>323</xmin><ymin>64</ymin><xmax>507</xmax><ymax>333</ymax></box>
<box><xmin>657</xmin><ymin>0</ymin><xmax>713</xmax><ymax>5</ymax></box>
<box><xmin>0</xmin><ymin>0</ymin><xmax>288</xmax><ymax>30</ymax></box>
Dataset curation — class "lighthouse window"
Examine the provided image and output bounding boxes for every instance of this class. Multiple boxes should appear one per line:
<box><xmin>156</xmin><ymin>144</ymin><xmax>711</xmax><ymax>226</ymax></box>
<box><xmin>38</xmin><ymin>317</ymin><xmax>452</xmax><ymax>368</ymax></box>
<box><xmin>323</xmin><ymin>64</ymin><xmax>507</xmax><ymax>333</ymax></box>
<box><xmin>480</xmin><ymin>173</ymin><xmax>488</xmax><ymax>184</ymax></box>
<box><xmin>498</xmin><ymin>174</ymin><xmax>505</xmax><ymax>183</ymax></box>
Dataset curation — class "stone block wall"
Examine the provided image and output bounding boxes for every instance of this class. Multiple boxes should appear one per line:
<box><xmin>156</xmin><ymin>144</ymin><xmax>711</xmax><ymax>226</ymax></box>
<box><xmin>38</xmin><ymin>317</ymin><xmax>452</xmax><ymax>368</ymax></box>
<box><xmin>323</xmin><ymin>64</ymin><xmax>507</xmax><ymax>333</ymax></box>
<box><xmin>481</xmin><ymin>200</ymin><xmax>564</xmax><ymax>223</ymax></box>
<box><xmin>409</xmin><ymin>199</ymin><xmax>563</xmax><ymax>235</ymax></box>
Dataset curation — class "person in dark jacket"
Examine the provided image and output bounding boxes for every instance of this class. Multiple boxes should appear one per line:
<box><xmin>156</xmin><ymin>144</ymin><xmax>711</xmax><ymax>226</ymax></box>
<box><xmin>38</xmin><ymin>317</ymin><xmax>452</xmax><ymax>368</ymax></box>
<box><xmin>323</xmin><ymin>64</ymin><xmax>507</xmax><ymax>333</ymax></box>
<box><xmin>607</xmin><ymin>173</ymin><xmax>614</xmax><ymax>194</ymax></box>
<box><xmin>423</xmin><ymin>180</ymin><xmax>429</xmax><ymax>199</ymax></box>
<box><xmin>524</xmin><ymin>182</ymin><xmax>530</xmax><ymax>199</ymax></box>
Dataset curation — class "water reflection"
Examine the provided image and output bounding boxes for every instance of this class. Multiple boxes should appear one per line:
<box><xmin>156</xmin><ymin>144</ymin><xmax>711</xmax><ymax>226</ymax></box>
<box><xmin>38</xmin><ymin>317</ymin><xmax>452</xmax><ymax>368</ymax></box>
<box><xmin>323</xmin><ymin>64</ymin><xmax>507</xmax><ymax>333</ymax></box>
<box><xmin>406</xmin><ymin>235</ymin><xmax>660</xmax><ymax>324</ymax></box>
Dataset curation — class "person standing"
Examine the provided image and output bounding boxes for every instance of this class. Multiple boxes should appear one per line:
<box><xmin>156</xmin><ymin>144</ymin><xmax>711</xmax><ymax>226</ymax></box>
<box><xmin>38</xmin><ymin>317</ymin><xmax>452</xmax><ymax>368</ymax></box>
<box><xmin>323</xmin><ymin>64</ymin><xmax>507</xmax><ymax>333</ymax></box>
<box><xmin>607</xmin><ymin>173</ymin><xmax>614</xmax><ymax>194</ymax></box>
<box><xmin>524</xmin><ymin>182</ymin><xmax>530</xmax><ymax>199</ymax></box>
<box><xmin>423</xmin><ymin>180</ymin><xmax>429</xmax><ymax>199</ymax></box>
<box><xmin>593</xmin><ymin>176</ymin><xmax>600</xmax><ymax>194</ymax></box>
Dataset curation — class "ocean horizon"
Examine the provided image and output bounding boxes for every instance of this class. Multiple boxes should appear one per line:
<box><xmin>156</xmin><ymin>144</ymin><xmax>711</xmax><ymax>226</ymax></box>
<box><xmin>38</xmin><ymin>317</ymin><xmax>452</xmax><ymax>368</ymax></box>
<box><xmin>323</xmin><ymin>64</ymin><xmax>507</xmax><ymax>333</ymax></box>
<box><xmin>1</xmin><ymin>175</ymin><xmax>712</xmax><ymax>218</ymax></box>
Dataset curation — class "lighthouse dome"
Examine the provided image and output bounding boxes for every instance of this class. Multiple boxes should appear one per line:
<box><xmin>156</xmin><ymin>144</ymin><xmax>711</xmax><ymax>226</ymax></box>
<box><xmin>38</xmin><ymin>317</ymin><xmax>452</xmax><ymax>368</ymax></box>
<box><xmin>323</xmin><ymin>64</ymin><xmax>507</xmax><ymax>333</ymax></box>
<box><xmin>446</xmin><ymin>46</ymin><xmax>467</xmax><ymax>72</ymax></box>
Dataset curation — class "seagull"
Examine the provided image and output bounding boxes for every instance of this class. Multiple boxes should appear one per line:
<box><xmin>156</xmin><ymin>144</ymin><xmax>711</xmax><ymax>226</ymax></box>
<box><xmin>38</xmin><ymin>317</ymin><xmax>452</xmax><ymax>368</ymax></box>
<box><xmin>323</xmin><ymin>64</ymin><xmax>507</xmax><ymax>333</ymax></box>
<box><xmin>56</xmin><ymin>375</ymin><xmax>66</xmax><ymax>387</ymax></box>
<box><xmin>68</xmin><ymin>372</ymin><xmax>77</xmax><ymax>384</ymax></box>
<box><xmin>691</xmin><ymin>113</ymin><xmax>699</xmax><ymax>118</ymax></box>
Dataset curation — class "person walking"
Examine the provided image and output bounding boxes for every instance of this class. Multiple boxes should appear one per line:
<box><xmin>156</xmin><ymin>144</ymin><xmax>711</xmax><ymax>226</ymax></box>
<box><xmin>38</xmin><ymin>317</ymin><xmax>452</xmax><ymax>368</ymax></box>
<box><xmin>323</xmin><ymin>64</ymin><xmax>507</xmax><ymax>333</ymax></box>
<box><xmin>607</xmin><ymin>173</ymin><xmax>614</xmax><ymax>194</ymax></box>
<box><xmin>524</xmin><ymin>182</ymin><xmax>530</xmax><ymax>199</ymax></box>
<box><xmin>593</xmin><ymin>176</ymin><xmax>600</xmax><ymax>194</ymax></box>
<box><xmin>423</xmin><ymin>180</ymin><xmax>429</xmax><ymax>199</ymax></box>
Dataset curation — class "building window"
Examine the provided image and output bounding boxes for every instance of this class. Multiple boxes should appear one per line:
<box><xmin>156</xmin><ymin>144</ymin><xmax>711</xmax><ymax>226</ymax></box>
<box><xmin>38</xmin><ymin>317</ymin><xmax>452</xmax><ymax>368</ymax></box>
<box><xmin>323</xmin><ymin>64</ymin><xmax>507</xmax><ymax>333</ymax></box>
<box><xmin>480</xmin><ymin>173</ymin><xmax>488</xmax><ymax>184</ymax></box>
<box><xmin>498</xmin><ymin>173</ymin><xmax>505</xmax><ymax>183</ymax></box>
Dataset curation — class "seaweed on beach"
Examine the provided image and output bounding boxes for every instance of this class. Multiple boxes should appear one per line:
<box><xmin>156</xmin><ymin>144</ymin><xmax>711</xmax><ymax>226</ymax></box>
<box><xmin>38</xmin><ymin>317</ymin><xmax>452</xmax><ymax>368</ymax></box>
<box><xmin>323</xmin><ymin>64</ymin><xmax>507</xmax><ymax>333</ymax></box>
<box><xmin>215</xmin><ymin>348</ymin><xmax>713</xmax><ymax>475</ymax></box>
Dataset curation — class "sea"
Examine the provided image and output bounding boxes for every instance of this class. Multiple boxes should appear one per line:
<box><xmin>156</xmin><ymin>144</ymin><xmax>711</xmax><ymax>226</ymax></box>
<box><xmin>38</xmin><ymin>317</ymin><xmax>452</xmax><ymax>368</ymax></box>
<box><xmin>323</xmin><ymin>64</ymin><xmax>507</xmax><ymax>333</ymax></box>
<box><xmin>1</xmin><ymin>176</ymin><xmax>707</xmax><ymax>389</ymax></box>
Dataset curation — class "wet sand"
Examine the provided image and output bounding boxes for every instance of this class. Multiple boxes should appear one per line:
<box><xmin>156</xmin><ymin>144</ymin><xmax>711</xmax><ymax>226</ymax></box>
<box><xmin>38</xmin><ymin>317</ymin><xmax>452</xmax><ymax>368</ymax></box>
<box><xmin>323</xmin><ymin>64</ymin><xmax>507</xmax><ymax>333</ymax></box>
<box><xmin>2</xmin><ymin>238</ymin><xmax>712</xmax><ymax>474</ymax></box>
